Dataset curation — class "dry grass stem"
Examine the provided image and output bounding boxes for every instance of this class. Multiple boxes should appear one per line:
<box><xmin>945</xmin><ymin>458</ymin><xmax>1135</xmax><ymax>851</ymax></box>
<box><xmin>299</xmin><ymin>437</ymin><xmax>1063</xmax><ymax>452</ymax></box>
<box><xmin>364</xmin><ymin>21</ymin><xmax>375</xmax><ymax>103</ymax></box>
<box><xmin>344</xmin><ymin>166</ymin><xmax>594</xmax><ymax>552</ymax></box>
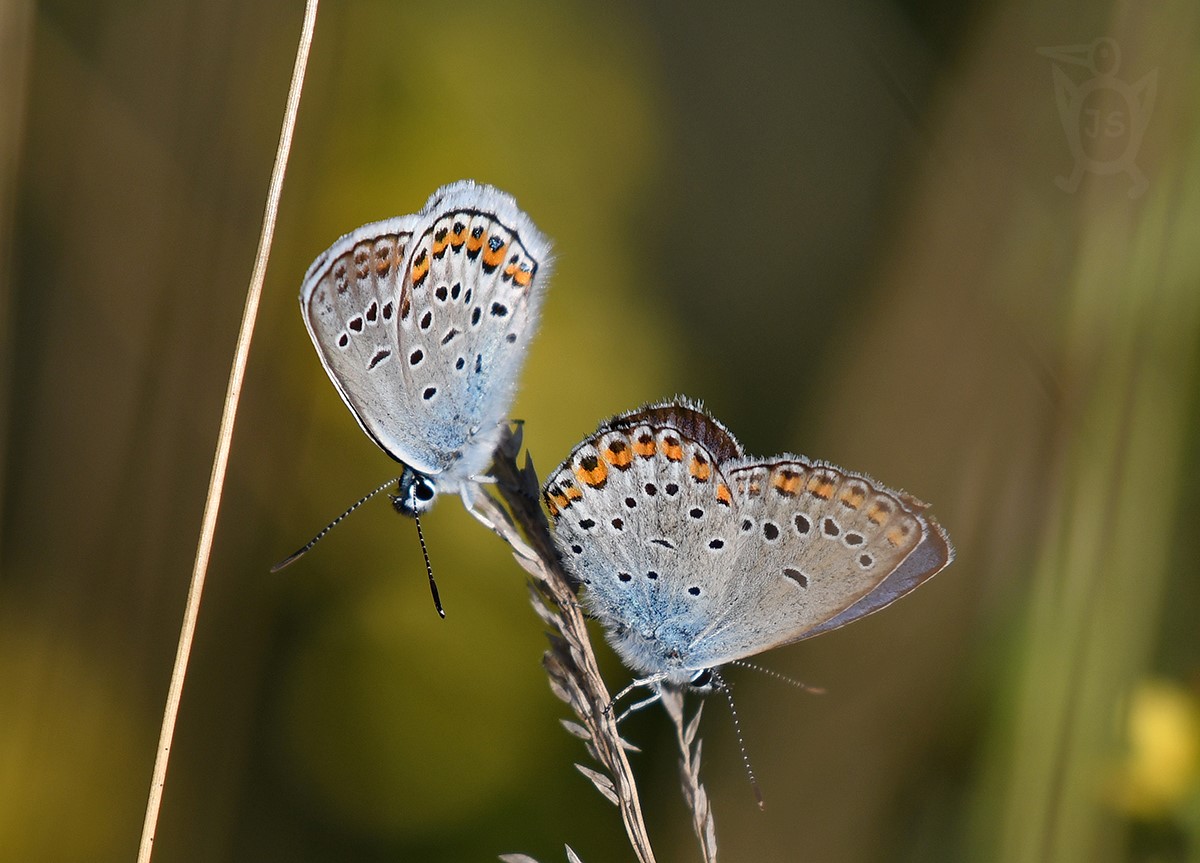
<box><xmin>479</xmin><ymin>424</ymin><xmax>720</xmax><ymax>862</ymax></box>
<box><xmin>662</xmin><ymin>689</ymin><xmax>718</xmax><ymax>862</ymax></box>
<box><xmin>135</xmin><ymin>2</ymin><xmax>320</xmax><ymax>860</ymax></box>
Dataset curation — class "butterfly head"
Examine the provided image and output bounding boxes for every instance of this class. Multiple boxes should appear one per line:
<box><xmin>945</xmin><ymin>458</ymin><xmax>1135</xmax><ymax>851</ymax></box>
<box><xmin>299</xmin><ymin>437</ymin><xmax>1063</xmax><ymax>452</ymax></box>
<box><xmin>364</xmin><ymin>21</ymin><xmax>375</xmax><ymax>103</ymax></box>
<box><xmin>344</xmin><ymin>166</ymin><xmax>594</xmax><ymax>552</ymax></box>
<box><xmin>391</xmin><ymin>470</ymin><xmax>438</xmax><ymax>517</ymax></box>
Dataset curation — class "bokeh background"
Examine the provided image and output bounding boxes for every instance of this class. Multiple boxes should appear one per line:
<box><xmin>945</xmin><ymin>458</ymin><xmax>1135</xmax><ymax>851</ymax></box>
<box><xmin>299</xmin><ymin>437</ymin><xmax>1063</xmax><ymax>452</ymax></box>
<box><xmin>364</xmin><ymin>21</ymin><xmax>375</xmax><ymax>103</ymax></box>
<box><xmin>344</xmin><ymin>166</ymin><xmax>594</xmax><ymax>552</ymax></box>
<box><xmin>3</xmin><ymin>0</ymin><xmax>1199</xmax><ymax>861</ymax></box>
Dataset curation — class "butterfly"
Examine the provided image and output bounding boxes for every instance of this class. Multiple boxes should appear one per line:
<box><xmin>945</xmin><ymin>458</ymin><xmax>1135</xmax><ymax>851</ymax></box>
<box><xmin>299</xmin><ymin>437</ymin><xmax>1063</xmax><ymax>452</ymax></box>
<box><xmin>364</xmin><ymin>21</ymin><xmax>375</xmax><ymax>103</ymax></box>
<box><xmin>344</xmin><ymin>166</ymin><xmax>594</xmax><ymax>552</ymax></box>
<box><xmin>542</xmin><ymin>398</ymin><xmax>954</xmax><ymax>701</ymax></box>
<box><xmin>299</xmin><ymin>180</ymin><xmax>552</xmax><ymax>520</ymax></box>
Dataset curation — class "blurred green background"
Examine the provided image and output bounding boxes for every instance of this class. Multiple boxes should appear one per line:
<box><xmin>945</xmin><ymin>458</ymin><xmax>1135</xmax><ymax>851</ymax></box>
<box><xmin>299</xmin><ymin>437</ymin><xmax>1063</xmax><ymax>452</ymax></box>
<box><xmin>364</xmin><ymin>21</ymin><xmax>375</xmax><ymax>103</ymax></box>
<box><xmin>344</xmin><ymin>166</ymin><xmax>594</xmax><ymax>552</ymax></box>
<box><xmin>3</xmin><ymin>0</ymin><xmax>1199</xmax><ymax>861</ymax></box>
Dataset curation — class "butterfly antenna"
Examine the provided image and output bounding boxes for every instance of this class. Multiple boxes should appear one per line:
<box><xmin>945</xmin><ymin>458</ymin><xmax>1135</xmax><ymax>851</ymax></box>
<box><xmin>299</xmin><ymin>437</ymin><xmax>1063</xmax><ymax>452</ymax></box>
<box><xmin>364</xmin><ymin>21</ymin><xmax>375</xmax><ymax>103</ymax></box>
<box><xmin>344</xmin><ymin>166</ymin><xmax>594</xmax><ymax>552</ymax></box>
<box><xmin>728</xmin><ymin>659</ymin><xmax>826</xmax><ymax>695</ymax></box>
<box><xmin>410</xmin><ymin>491</ymin><xmax>445</xmax><ymax>619</ymax></box>
<box><xmin>712</xmin><ymin>670</ymin><xmax>764</xmax><ymax>810</ymax></box>
<box><xmin>271</xmin><ymin>478</ymin><xmax>401</xmax><ymax>572</ymax></box>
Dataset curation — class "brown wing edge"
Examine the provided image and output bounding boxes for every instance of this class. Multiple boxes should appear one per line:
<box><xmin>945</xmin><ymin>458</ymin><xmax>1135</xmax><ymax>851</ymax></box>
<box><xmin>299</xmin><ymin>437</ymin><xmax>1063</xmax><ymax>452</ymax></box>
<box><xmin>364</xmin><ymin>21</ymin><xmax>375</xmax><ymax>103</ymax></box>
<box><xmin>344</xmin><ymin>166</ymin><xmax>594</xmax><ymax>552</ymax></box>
<box><xmin>594</xmin><ymin>397</ymin><xmax>744</xmax><ymax>463</ymax></box>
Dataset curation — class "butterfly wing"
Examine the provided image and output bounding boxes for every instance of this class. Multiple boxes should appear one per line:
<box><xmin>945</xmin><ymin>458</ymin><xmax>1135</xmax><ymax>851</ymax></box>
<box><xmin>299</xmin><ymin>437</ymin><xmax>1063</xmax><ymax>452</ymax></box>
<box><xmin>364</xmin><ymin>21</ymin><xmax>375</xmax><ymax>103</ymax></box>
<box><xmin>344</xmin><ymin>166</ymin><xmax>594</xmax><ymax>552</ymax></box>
<box><xmin>545</xmin><ymin>401</ymin><xmax>746</xmax><ymax>683</ymax></box>
<box><xmin>683</xmin><ymin>458</ymin><xmax>954</xmax><ymax>668</ymax></box>
<box><xmin>301</xmin><ymin>213</ymin><xmax>428</xmax><ymax>467</ymax></box>
<box><xmin>300</xmin><ymin>181</ymin><xmax>551</xmax><ymax>483</ymax></box>
<box><xmin>394</xmin><ymin>181</ymin><xmax>552</xmax><ymax>487</ymax></box>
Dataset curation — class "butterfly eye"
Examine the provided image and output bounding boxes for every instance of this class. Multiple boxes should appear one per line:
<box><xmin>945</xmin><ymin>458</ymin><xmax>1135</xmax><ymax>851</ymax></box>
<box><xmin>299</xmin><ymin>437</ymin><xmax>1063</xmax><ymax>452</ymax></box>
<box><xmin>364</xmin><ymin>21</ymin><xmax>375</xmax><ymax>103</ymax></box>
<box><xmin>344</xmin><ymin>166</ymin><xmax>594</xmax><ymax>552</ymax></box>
<box><xmin>414</xmin><ymin>480</ymin><xmax>435</xmax><ymax>502</ymax></box>
<box><xmin>689</xmin><ymin>669</ymin><xmax>713</xmax><ymax>689</ymax></box>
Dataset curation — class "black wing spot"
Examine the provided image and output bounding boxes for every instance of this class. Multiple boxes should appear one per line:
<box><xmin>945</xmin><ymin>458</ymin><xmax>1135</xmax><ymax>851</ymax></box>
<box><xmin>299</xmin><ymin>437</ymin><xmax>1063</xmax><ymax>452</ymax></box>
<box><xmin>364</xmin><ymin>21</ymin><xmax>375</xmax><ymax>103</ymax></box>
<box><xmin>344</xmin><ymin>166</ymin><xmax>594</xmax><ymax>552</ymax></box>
<box><xmin>409</xmin><ymin>349</ymin><xmax>424</xmax><ymax>366</ymax></box>
<box><xmin>419</xmin><ymin>311</ymin><xmax>433</xmax><ymax>330</ymax></box>
<box><xmin>471</xmin><ymin>307</ymin><xmax>482</xmax><ymax>326</ymax></box>
<box><xmin>422</xmin><ymin>387</ymin><xmax>437</xmax><ymax>401</ymax></box>
<box><xmin>651</xmin><ymin>538</ymin><xmax>675</xmax><ymax>549</ymax></box>
<box><xmin>795</xmin><ymin>514</ymin><xmax>811</xmax><ymax>535</ymax></box>
<box><xmin>618</xmin><ymin>571</ymin><xmax>632</xmax><ymax>582</ymax></box>
<box><xmin>783</xmin><ymin>567</ymin><xmax>808</xmax><ymax>588</ymax></box>
<box><xmin>368</xmin><ymin>349</ymin><xmax>391</xmax><ymax>370</ymax></box>
<box><xmin>763</xmin><ymin>522</ymin><xmax>780</xmax><ymax>541</ymax></box>
<box><xmin>646</xmin><ymin>570</ymin><xmax>659</xmax><ymax>580</ymax></box>
<box><xmin>455</xmin><ymin>356</ymin><xmax>465</xmax><ymax>370</ymax></box>
<box><xmin>491</xmin><ymin>302</ymin><xmax>508</xmax><ymax>317</ymax></box>
<box><xmin>822</xmin><ymin>517</ymin><xmax>840</xmax><ymax>537</ymax></box>
<box><xmin>611</xmin><ymin>517</ymin><xmax>624</xmax><ymax>530</ymax></box>
<box><xmin>688</xmin><ymin>586</ymin><xmax>701</xmax><ymax>596</ymax></box>
<box><xmin>708</xmin><ymin>538</ymin><xmax>724</xmax><ymax>550</ymax></box>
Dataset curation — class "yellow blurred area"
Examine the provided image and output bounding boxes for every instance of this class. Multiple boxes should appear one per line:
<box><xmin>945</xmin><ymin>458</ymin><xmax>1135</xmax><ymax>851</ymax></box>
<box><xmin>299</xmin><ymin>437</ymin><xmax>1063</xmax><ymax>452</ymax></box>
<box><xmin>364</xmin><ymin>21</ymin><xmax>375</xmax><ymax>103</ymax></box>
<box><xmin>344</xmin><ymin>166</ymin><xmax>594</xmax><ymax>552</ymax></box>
<box><xmin>1110</xmin><ymin>680</ymin><xmax>1200</xmax><ymax>819</ymax></box>
<box><xmin>0</xmin><ymin>617</ymin><xmax>147</xmax><ymax>859</ymax></box>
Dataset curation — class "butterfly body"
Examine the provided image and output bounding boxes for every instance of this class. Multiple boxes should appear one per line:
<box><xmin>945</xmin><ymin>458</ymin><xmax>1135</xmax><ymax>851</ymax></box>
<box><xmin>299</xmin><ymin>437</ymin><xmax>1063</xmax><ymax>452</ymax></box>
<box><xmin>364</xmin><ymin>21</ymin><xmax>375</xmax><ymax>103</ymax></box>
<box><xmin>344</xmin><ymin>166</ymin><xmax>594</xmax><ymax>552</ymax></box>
<box><xmin>300</xmin><ymin>181</ymin><xmax>552</xmax><ymax>515</ymax></box>
<box><xmin>544</xmin><ymin>399</ymin><xmax>954</xmax><ymax>689</ymax></box>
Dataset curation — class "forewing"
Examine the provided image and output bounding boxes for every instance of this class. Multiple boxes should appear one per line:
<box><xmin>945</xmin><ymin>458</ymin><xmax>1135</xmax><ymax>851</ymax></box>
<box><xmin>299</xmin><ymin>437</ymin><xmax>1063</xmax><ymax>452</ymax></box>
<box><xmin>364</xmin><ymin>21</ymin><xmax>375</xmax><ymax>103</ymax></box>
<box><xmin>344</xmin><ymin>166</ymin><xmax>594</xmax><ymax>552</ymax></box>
<box><xmin>395</xmin><ymin>182</ymin><xmax>552</xmax><ymax>484</ymax></box>
<box><xmin>544</xmin><ymin>410</ymin><xmax>742</xmax><ymax>679</ymax></box>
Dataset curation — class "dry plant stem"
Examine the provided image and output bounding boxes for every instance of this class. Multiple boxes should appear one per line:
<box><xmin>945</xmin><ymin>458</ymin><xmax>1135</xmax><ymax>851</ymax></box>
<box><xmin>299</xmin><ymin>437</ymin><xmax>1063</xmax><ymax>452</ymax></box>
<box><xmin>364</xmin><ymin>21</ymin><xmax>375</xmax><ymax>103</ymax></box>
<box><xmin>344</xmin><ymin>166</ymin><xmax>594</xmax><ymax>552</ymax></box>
<box><xmin>662</xmin><ymin>689</ymin><xmax>717</xmax><ymax>863</ymax></box>
<box><xmin>477</xmin><ymin>431</ymin><xmax>657</xmax><ymax>863</ymax></box>
<box><xmin>479</xmin><ymin>427</ymin><xmax>720</xmax><ymax>863</ymax></box>
<box><xmin>135</xmin><ymin>2</ymin><xmax>319</xmax><ymax>860</ymax></box>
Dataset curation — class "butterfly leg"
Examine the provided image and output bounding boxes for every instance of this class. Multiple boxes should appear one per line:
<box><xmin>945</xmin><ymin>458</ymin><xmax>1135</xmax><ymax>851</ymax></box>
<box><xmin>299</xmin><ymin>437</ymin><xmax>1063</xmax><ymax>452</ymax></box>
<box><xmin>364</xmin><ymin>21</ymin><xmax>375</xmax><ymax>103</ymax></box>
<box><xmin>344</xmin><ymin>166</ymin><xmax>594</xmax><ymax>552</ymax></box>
<box><xmin>605</xmin><ymin>674</ymin><xmax>667</xmax><ymax>718</ymax></box>
<box><xmin>614</xmin><ymin>689</ymin><xmax>665</xmax><ymax>724</ymax></box>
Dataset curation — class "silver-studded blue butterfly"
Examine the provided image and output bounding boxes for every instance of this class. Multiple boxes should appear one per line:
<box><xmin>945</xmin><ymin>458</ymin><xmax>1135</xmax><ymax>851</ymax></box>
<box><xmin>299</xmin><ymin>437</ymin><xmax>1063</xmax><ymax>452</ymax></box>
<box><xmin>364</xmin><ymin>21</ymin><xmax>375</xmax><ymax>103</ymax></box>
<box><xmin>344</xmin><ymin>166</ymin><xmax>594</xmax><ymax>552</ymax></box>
<box><xmin>543</xmin><ymin>399</ymin><xmax>954</xmax><ymax>701</ymax></box>
<box><xmin>300</xmin><ymin>180</ymin><xmax>552</xmax><ymax>520</ymax></box>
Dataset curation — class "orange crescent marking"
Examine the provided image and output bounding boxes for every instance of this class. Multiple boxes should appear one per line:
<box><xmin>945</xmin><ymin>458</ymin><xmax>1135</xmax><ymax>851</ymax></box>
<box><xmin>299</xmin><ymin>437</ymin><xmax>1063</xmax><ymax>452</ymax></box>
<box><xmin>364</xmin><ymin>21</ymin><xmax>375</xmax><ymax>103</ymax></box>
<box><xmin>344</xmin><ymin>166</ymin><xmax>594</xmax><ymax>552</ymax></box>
<box><xmin>483</xmin><ymin>242</ymin><xmax>509</xmax><ymax>269</ymax></box>
<box><xmin>807</xmin><ymin>477</ymin><xmax>834</xmax><ymax>500</ymax></box>
<box><xmin>633</xmin><ymin>437</ymin><xmax>656</xmax><ymax>458</ymax></box>
<box><xmin>840</xmin><ymin>488</ymin><xmax>865</xmax><ymax>510</ymax></box>
<box><xmin>866</xmin><ymin>503</ymin><xmax>890</xmax><ymax>525</ymax></box>
<box><xmin>772</xmin><ymin>471</ymin><xmax>802</xmax><ymax>496</ymax></box>
<box><xmin>575</xmin><ymin>460</ymin><xmax>609</xmax><ymax>488</ymax></box>
<box><xmin>604</xmin><ymin>443</ymin><xmax>633</xmax><ymax>468</ymax></box>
